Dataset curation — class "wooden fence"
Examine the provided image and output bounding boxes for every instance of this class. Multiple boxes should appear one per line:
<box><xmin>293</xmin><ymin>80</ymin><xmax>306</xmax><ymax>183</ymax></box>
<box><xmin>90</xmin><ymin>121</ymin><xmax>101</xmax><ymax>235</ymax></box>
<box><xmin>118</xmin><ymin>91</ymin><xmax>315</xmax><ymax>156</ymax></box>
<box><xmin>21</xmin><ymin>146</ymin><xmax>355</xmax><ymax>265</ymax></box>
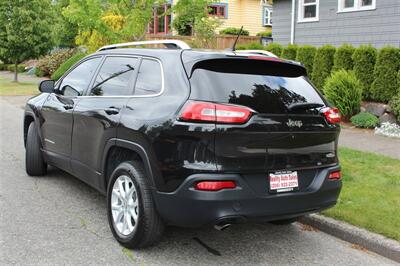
<box><xmin>146</xmin><ymin>34</ymin><xmax>260</xmax><ymax>50</ymax></box>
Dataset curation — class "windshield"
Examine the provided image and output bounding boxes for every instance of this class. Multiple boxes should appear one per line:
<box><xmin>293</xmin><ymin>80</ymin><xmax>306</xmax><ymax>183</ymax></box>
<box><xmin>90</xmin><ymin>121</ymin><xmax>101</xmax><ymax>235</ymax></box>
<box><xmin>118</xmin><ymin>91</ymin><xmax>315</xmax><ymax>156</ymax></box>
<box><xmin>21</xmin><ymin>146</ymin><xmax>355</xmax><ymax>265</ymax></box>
<box><xmin>190</xmin><ymin>69</ymin><xmax>325</xmax><ymax>114</ymax></box>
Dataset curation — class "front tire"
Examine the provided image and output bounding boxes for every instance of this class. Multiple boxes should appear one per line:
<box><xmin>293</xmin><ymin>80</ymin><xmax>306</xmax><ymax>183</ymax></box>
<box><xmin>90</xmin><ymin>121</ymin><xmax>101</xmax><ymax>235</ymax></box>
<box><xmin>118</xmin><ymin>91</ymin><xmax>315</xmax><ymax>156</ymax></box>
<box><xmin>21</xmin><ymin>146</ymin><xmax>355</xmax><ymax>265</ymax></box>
<box><xmin>107</xmin><ymin>161</ymin><xmax>164</xmax><ymax>249</ymax></box>
<box><xmin>25</xmin><ymin>122</ymin><xmax>47</xmax><ymax>176</ymax></box>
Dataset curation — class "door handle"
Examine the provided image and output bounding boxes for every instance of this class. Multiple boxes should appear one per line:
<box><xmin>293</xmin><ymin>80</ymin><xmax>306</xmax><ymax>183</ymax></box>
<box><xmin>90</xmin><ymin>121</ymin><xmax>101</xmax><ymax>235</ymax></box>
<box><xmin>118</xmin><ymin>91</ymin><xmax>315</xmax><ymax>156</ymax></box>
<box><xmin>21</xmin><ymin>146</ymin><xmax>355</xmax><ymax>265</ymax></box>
<box><xmin>63</xmin><ymin>104</ymin><xmax>74</xmax><ymax>110</ymax></box>
<box><xmin>104</xmin><ymin>107</ymin><xmax>120</xmax><ymax>115</ymax></box>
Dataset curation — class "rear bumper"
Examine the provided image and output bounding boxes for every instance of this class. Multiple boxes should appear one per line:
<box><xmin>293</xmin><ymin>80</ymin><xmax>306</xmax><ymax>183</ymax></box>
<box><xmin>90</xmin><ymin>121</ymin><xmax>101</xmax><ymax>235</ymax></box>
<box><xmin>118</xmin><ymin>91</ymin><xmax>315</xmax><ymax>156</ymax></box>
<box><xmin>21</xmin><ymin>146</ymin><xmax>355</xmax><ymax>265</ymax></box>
<box><xmin>153</xmin><ymin>165</ymin><xmax>341</xmax><ymax>227</ymax></box>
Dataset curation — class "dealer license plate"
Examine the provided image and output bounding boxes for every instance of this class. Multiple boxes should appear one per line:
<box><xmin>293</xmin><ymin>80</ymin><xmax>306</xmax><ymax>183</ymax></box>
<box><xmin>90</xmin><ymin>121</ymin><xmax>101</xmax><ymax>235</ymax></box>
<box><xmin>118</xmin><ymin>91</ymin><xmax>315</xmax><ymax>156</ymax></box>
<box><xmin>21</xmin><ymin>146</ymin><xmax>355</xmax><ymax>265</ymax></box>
<box><xmin>269</xmin><ymin>171</ymin><xmax>299</xmax><ymax>193</ymax></box>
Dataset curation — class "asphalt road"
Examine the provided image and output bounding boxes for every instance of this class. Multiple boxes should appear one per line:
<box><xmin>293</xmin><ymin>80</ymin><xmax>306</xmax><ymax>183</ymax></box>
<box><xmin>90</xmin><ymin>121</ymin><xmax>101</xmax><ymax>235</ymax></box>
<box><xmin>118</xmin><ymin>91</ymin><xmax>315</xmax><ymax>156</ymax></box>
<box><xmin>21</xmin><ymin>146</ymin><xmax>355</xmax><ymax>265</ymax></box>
<box><xmin>0</xmin><ymin>96</ymin><xmax>397</xmax><ymax>266</ymax></box>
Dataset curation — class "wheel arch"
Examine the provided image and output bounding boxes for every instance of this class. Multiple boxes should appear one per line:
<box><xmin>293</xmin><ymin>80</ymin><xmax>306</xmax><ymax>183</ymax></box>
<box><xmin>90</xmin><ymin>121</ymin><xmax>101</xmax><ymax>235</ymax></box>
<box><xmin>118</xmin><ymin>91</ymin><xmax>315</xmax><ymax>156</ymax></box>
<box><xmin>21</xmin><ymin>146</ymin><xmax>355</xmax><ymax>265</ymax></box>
<box><xmin>101</xmin><ymin>139</ymin><xmax>157</xmax><ymax>193</ymax></box>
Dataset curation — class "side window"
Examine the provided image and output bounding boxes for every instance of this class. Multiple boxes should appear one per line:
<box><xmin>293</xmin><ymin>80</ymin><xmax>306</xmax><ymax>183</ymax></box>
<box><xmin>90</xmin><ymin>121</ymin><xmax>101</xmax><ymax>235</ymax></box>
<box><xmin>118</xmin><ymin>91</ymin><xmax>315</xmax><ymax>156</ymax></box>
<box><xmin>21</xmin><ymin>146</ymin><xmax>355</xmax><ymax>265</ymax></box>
<box><xmin>59</xmin><ymin>57</ymin><xmax>101</xmax><ymax>96</ymax></box>
<box><xmin>90</xmin><ymin>57</ymin><xmax>138</xmax><ymax>96</ymax></box>
<box><xmin>134</xmin><ymin>59</ymin><xmax>163</xmax><ymax>96</ymax></box>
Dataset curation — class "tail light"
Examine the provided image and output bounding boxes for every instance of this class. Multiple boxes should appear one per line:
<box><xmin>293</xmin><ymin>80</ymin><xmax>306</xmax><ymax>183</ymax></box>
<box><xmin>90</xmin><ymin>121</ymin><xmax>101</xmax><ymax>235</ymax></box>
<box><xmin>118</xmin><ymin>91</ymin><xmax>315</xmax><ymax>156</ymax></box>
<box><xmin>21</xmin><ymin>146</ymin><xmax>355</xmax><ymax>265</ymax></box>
<box><xmin>328</xmin><ymin>171</ymin><xmax>341</xmax><ymax>180</ymax></box>
<box><xmin>195</xmin><ymin>181</ymin><xmax>236</xmax><ymax>191</ymax></box>
<box><xmin>322</xmin><ymin>107</ymin><xmax>341</xmax><ymax>124</ymax></box>
<box><xmin>179</xmin><ymin>101</ymin><xmax>253</xmax><ymax>124</ymax></box>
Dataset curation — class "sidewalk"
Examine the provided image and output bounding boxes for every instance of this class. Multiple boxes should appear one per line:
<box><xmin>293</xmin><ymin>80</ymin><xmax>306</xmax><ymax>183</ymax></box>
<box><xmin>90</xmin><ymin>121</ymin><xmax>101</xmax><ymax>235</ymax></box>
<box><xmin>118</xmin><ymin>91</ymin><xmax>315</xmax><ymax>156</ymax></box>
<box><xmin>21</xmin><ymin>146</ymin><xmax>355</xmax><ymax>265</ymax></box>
<box><xmin>339</xmin><ymin>127</ymin><xmax>400</xmax><ymax>159</ymax></box>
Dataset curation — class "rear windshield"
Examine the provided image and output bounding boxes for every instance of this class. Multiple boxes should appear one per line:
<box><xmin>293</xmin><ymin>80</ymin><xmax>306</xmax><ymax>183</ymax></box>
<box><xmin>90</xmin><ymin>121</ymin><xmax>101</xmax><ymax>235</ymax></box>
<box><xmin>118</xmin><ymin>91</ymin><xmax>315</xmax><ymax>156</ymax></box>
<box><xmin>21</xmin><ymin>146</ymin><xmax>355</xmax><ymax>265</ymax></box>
<box><xmin>190</xmin><ymin>69</ymin><xmax>325</xmax><ymax>114</ymax></box>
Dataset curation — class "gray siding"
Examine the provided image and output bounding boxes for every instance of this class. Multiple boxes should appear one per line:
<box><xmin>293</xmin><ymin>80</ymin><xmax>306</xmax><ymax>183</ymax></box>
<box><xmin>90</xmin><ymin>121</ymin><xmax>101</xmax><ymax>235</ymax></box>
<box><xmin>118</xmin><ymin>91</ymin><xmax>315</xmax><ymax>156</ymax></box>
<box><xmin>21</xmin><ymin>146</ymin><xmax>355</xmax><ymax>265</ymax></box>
<box><xmin>273</xmin><ymin>0</ymin><xmax>400</xmax><ymax>48</ymax></box>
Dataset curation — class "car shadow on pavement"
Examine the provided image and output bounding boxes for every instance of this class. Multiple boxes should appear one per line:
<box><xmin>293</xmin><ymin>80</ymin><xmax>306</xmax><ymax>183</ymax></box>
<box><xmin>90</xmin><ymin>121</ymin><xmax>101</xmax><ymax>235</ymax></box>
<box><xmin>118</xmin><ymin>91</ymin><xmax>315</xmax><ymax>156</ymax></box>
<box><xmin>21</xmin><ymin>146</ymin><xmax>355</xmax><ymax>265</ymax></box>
<box><xmin>38</xmin><ymin>166</ymin><xmax>319</xmax><ymax>265</ymax></box>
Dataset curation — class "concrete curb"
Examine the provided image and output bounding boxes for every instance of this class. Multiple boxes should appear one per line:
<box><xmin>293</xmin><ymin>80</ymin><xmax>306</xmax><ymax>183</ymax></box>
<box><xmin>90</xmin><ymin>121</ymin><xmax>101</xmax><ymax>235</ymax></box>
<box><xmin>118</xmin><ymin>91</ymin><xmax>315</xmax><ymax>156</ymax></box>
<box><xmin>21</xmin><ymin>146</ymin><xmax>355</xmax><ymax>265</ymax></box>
<box><xmin>299</xmin><ymin>214</ymin><xmax>400</xmax><ymax>263</ymax></box>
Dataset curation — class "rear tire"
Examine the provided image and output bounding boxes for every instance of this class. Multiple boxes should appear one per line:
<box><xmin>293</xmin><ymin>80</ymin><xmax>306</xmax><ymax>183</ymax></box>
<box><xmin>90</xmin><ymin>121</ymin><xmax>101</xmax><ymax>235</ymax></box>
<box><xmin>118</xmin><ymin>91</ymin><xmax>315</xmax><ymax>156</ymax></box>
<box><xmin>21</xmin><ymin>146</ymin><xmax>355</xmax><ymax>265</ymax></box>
<box><xmin>270</xmin><ymin>217</ymin><xmax>300</xmax><ymax>225</ymax></box>
<box><xmin>25</xmin><ymin>122</ymin><xmax>47</xmax><ymax>176</ymax></box>
<box><xmin>107</xmin><ymin>161</ymin><xmax>164</xmax><ymax>249</ymax></box>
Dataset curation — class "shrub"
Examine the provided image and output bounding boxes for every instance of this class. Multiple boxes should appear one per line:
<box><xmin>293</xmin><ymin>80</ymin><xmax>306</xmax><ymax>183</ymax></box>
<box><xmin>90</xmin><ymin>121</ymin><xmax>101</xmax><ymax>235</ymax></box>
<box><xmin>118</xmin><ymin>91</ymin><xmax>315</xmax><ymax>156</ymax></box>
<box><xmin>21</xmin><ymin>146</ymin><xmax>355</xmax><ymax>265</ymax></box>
<box><xmin>36</xmin><ymin>48</ymin><xmax>76</xmax><ymax>77</ymax></box>
<box><xmin>312</xmin><ymin>45</ymin><xmax>336</xmax><ymax>91</ymax></box>
<box><xmin>0</xmin><ymin>63</ymin><xmax>9</xmax><ymax>71</ymax></box>
<box><xmin>220</xmin><ymin>27</ymin><xmax>249</xmax><ymax>36</ymax></box>
<box><xmin>7</xmin><ymin>64</ymin><xmax>26</xmax><ymax>73</ymax></box>
<box><xmin>333</xmin><ymin>44</ymin><xmax>355</xmax><ymax>71</ymax></box>
<box><xmin>371</xmin><ymin>47</ymin><xmax>400</xmax><ymax>102</ymax></box>
<box><xmin>323</xmin><ymin>70</ymin><xmax>362</xmax><ymax>120</ymax></box>
<box><xmin>350</xmin><ymin>112</ymin><xmax>380</xmax><ymax>128</ymax></box>
<box><xmin>51</xmin><ymin>53</ymin><xmax>87</xmax><ymax>80</ymax></box>
<box><xmin>256</xmin><ymin>31</ymin><xmax>272</xmax><ymax>37</ymax></box>
<box><xmin>35</xmin><ymin>67</ymin><xmax>45</xmax><ymax>77</ymax></box>
<box><xmin>236</xmin><ymin>42</ymin><xmax>264</xmax><ymax>50</ymax></box>
<box><xmin>296</xmin><ymin>45</ymin><xmax>316</xmax><ymax>77</ymax></box>
<box><xmin>352</xmin><ymin>45</ymin><xmax>377</xmax><ymax>100</ymax></box>
<box><xmin>281</xmin><ymin>44</ymin><xmax>298</xmax><ymax>60</ymax></box>
<box><xmin>390</xmin><ymin>93</ymin><xmax>400</xmax><ymax>122</ymax></box>
<box><xmin>265</xmin><ymin>43</ymin><xmax>283</xmax><ymax>57</ymax></box>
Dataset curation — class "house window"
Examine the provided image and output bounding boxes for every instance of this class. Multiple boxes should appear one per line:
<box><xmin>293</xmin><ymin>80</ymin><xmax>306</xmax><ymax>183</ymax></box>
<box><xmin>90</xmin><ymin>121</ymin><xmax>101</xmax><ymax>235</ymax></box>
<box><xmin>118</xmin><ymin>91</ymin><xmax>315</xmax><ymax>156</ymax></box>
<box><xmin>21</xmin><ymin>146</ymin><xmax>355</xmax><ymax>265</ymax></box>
<box><xmin>208</xmin><ymin>4</ymin><xmax>228</xmax><ymax>18</ymax></box>
<box><xmin>263</xmin><ymin>6</ymin><xmax>272</xmax><ymax>26</ymax></box>
<box><xmin>298</xmin><ymin>0</ymin><xmax>319</xmax><ymax>22</ymax></box>
<box><xmin>148</xmin><ymin>4</ymin><xmax>171</xmax><ymax>35</ymax></box>
<box><xmin>338</xmin><ymin>0</ymin><xmax>376</xmax><ymax>12</ymax></box>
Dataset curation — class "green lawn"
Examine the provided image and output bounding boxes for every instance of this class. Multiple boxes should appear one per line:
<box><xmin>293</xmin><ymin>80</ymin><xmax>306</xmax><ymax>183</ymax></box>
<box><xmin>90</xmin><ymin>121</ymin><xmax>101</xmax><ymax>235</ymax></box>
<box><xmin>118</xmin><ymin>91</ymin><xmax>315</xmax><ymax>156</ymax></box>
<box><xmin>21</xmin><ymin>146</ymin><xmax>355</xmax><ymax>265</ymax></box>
<box><xmin>0</xmin><ymin>75</ymin><xmax>38</xmax><ymax>96</ymax></box>
<box><xmin>323</xmin><ymin>147</ymin><xmax>400</xmax><ymax>241</ymax></box>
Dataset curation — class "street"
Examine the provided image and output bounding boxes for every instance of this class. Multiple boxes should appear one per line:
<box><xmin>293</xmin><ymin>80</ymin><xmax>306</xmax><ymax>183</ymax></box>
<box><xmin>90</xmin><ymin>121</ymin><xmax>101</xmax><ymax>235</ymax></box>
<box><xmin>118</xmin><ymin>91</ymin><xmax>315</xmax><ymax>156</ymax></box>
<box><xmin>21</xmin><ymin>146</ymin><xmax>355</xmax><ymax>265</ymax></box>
<box><xmin>0</xmin><ymin>96</ymin><xmax>396</xmax><ymax>265</ymax></box>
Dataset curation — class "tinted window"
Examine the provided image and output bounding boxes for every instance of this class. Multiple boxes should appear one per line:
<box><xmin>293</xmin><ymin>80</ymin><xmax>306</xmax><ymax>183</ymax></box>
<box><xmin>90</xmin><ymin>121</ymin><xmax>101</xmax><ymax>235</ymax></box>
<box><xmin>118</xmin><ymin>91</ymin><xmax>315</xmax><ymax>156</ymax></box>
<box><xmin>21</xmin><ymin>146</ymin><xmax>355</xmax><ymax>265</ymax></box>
<box><xmin>59</xmin><ymin>57</ymin><xmax>101</xmax><ymax>96</ymax></box>
<box><xmin>134</xmin><ymin>59</ymin><xmax>162</xmax><ymax>96</ymax></box>
<box><xmin>190</xmin><ymin>69</ymin><xmax>324</xmax><ymax>114</ymax></box>
<box><xmin>90</xmin><ymin>57</ymin><xmax>138</xmax><ymax>96</ymax></box>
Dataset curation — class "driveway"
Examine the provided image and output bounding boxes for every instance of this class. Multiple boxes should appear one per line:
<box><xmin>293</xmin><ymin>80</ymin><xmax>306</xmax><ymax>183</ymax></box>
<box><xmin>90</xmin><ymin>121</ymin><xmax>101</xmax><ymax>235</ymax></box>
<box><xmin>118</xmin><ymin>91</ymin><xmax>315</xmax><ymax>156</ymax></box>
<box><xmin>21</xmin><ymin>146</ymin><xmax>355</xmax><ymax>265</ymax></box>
<box><xmin>0</xmin><ymin>97</ymin><xmax>396</xmax><ymax>265</ymax></box>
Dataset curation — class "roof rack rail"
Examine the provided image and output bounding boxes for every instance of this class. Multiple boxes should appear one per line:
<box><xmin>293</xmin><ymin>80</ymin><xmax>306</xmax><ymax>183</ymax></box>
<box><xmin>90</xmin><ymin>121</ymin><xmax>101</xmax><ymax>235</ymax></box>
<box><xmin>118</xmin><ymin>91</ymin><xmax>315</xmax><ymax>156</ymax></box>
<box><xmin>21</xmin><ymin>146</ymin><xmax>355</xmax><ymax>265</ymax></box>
<box><xmin>97</xmin><ymin>40</ymin><xmax>191</xmax><ymax>52</ymax></box>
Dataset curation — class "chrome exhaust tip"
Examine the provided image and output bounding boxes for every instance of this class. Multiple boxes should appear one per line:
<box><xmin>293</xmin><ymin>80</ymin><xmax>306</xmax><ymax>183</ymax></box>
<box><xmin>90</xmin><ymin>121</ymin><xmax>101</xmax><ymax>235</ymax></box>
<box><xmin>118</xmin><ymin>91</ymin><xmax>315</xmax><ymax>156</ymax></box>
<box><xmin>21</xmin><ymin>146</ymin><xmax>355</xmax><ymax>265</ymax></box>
<box><xmin>214</xmin><ymin>223</ymin><xmax>231</xmax><ymax>231</ymax></box>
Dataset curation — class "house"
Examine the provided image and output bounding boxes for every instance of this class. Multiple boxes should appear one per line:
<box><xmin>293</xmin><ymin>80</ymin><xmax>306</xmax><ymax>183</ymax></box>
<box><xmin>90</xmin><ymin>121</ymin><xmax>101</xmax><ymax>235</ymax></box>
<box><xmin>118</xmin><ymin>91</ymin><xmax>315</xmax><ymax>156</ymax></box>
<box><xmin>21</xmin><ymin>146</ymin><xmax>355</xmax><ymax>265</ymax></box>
<box><xmin>147</xmin><ymin>0</ymin><xmax>273</xmax><ymax>36</ymax></box>
<box><xmin>273</xmin><ymin>0</ymin><xmax>400</xmax><ymax>47</ymax></box>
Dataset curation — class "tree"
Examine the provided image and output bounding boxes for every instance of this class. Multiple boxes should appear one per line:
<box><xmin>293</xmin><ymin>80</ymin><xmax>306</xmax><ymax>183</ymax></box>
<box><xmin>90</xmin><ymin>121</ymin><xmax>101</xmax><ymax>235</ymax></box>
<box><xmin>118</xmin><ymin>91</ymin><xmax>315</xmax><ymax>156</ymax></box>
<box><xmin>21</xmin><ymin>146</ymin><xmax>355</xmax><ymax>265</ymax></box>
<box><xmin>63</xmin><ymin>0</ymin><xmax>163</xmax><ymax>52</ymax></box>
<box><xmin>311</xmin><ymin>45</ymin><xmax>336</xmax><ymax>91</ymax></box>
<box><xmin>52</xmin><ymin>0</ymin><xmax>78</xmax><ymax>48</ymax></box>
<box><xmin>0</xmin><ymin>0</ymin><xmax>54</xmax><ymax>82</ymax></box>
<box><xmin>352</xmin><ymin>45</ymin><xmax>376</xmax><ymax>100</ymax></box>
<box><xmin>371</xmin><ymin>47</ymin><xmax>400</xmax><ymax>102</ymax></box>
<box><xmin>172</xmin><ymin>0</ymin><xmax>210</xmax><ymax>36</ymax></box>
<box><xmin>193</xmin><ymin>17</ymin><xmax>222</xmax><ymax>48</ymax></box>
<box><xmin>333</xmin><ymin>44</ymin><xmax>355</xmax><ymax>71</ymax></box>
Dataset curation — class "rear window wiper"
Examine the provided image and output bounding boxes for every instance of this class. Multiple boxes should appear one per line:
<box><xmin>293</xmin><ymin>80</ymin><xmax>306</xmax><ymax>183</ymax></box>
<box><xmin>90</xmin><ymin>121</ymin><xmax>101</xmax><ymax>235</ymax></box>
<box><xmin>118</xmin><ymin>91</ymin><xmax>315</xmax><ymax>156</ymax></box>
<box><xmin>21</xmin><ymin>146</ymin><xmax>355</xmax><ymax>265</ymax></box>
<box><xmin>288</xmin><ymin>102</ymin><xmax>324</xmax><ymax>111</ymax></box>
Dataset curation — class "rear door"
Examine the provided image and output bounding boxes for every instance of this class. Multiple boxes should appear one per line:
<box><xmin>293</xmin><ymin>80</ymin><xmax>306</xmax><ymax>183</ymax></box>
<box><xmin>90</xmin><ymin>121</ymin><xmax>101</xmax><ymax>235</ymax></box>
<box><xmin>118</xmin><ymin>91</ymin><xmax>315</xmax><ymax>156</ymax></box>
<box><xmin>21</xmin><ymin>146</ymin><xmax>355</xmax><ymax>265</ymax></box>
<box><xmin>71</xmin><ymin>56</ymin><xmax>139</xmax><ymax>189</ymax></box>
<box><xmin>188</xmin><ymin>59</ymin><xmax>339</xmax><ymax>178</ymax></box>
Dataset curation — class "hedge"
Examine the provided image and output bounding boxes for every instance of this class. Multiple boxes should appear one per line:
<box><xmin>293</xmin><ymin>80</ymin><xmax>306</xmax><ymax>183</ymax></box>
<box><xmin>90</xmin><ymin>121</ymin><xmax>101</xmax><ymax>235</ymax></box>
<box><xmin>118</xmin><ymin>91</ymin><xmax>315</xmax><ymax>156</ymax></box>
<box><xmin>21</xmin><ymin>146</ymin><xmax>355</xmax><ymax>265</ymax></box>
<box><xmin>296</xmin><ymin>45</ymin><xmax>316</xmax><ymax>77</ymax></box>
<box><xmin>51</xmin><ymin>53</ymin><xmax>87</xmax><ymax>80</ymax></box>
<box><xmin>36</xmin><ymin>48</ymin><xmax>76</xmax><ymax>77</ymax></box>
<box><xmin>333</xmin><ymin>44</ymin><xmax>355</xmax><ymax>71</ymax></box>
<box><xmin>219</xmin><ymin>27</ymin><xmax>250</xmax><ymax>36</ymax></box>
<box><xmin>256</xmin><ymin>31</ymin><xmax>272</xmax><ymax>37</ymax></box>
<box><xmin>281</xmin><ymin>44</ymin><xmax>298</xmax><ymax>60</ymax></box>
<box><xmin>0</xmin><ymin>63</ymin><xmax>9</xmax><ymax>71</ymax></box>
<box><xmin>352</xmin><ymin>45</ymin><xmax>377</xmax><ymax>100</ymax></box>
<box><xmin>324</xmin><ymin>70</ymin><xmax>362</xmax><ymax>120</ymax></box>
<box><xmin>236</xmin><ymin>42</ymin><xmax>264</xmax><ymax>50</ymax></box>
<box><xmin>7</xmin><ymin>64</ymin><xmax>26</xmax><ymax>73</ymax></box>
<box><xmin>312</xmin><ymin>45</ymin><xmax>336</xmax><ymax>91</ymax></box>
<box><xmin>371</xmin><ymin>47</ymin><xmax>400</xmax><ymax>102</ymax></box>
<box><xmin>265</xmin><ymin>43</ymin><xmax>283</xmax><ymax>57</ymax></box>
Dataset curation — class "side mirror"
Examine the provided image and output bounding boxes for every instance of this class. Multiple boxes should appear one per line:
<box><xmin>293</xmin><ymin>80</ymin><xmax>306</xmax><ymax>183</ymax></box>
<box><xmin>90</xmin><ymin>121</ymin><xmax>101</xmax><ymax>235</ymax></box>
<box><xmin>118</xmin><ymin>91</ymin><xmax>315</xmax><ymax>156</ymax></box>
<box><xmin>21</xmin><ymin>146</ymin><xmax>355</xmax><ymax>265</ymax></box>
<box><xmin>39</xmin><ymin>80</ymin><xmax>55</xmax><ymax>93</ymax></box>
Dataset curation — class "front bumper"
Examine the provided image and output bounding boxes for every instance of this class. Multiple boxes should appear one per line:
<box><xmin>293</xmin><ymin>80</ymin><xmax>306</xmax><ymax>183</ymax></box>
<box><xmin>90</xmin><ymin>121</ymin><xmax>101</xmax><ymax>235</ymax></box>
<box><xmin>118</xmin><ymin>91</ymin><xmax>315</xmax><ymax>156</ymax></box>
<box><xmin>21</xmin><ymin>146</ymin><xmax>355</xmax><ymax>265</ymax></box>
<box><xmin>153</xmin><ymin>165</ymin><xmax>342</xmax><ymax>227</ymax></box>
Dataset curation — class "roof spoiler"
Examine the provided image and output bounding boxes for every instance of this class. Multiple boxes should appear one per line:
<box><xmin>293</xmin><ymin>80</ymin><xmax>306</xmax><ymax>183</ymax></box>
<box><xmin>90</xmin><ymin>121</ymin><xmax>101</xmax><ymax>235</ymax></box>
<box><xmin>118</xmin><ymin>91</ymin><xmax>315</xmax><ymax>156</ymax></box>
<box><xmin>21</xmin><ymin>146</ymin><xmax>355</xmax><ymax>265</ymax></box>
<box><xmin>187</xmin><ymin>58</ymin><xmax>308</xmax><ymax>78</ymax></box>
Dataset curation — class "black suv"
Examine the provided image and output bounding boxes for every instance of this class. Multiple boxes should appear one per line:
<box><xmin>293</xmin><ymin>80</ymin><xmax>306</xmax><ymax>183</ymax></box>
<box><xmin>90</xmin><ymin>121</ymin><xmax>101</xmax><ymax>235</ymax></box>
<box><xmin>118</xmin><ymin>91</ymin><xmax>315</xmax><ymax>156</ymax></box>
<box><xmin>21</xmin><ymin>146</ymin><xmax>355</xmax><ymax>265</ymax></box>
<box><xmin>24</xmin><ymin>40</ymin><xmax>342</xmax><ymax>248</ymax></box>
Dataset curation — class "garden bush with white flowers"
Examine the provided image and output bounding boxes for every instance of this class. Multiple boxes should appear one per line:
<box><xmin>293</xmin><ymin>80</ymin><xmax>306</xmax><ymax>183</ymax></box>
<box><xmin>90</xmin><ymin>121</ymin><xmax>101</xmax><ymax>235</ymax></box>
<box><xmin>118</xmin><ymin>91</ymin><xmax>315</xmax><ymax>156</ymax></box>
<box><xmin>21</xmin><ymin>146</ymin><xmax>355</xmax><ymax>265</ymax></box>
<box><xmin>375</xmin><ymin>123</ymin><xmax>400</xmax><ymax>138</ymax></box>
